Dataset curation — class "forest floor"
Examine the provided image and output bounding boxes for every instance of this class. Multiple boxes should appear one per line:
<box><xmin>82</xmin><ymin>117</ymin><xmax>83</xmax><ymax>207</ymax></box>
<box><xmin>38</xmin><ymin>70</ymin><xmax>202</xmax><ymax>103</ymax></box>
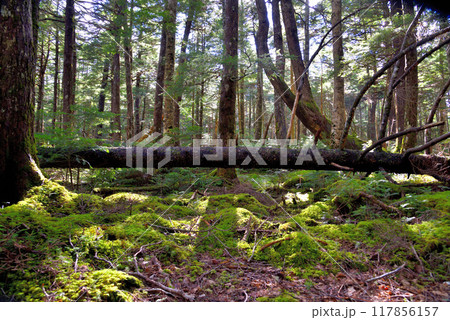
<box><xmin>0</xmin><ymin>167</ymin><xmax>449</xmax><ymax>302</ymax></box>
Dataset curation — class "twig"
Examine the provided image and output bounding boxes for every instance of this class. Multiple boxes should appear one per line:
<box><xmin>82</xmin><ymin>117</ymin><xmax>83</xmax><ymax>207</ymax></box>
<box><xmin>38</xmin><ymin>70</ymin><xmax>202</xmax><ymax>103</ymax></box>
<box><xmin>359</xmin><ymin>192</ymin><xmax>403</xmax><ymax>216</ymax></box>
<box><xmin>68</xmin><ymin>235</ymin><xmax>79</xmax><ymax>273</ymax></box>
<box><xmin>330</xmin><ymin>162</ymin><xmax>354</xmax><ymax>171</ymax></box>
<box><xmin>410</xmin><ymin>244</ymin><xmax>425</xmax><ymax>273</ymax></box>
<box><xmin>365</xmin><ymin>263</ymin><xmax>406</xmax><ymax>283</ymax></box>
<box><xmin>94</xmin><ymin>251</ymin><xmax>115</xmax><ymax>269</ymax></box>
<box><xmin>129</xmin><ymin>272</ymin><xmax>195</xmax><ymax>301</ymax></box>
<box><xmin>242</xmin><ymin>290</ymin><xmax>249</xmax><ymax>302</ymax></box>
<box><xmin>259</xmin><ymin>236</ymin><xmax>293</xmax><ymax>251</ymax></box>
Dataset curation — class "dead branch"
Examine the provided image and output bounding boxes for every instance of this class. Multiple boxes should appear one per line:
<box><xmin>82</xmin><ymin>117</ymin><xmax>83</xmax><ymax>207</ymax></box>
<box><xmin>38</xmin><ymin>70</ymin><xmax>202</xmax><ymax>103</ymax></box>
<box><xmin>359</xmin><ymin>122</ymin><xmax>445</xmax><ymax>160</ymax></box>
<box><xmin>94</xmin><ymin>251</ymin><xmax>115</xmax><ymax>269</ymax></box>
<box><xmin>410</xmin><ymin>244</ymin><xmax>425</xmax><ymax>274</ymax></box>
<box><xmin>365</xmin><ymin>263</ymin><xmax>406</xmax><ymax>283</ymax></box>
<box><xmin>340</xmin><ymin>25</ymin><xmax>450</xmax><ymax>147</ymax></box>
<box><xmin>129</xmin><ymin>271</ymin><xmax>195</xmax><ymax>301</ymax></box>
<box><xmin>359</xmin><ymin>192</ymin><xmax>403</xmax><ymax>216</ymax></box>
<box><xmin>403</xmin><ymin>132</ymin><xmax>450</xmax><ymax>160</ymax></box>
<box><xmin>330</xmin><ymin>162</ymin><xmax>354</xmax><ymax>171</ymax></box>
<box><xmin>259</xmin><ymin>236</ymin><xmax>293</xmax><ymax>252</ymax></box>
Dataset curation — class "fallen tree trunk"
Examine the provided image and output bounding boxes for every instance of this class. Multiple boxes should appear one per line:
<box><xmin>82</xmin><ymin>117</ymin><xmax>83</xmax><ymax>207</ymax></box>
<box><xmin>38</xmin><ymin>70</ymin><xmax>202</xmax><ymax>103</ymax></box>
<box><xmin>37</xmin><ymin>147</ymin><xmax>450</xmax><ymax>182</ymax></box>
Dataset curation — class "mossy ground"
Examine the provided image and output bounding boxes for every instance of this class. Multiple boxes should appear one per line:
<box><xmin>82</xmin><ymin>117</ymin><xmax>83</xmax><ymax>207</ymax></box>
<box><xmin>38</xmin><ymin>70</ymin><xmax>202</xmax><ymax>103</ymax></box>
<box><xmin>1</xmin><ymin>168</ymin><xmax>448</xmax><ymax>301</ymax></box>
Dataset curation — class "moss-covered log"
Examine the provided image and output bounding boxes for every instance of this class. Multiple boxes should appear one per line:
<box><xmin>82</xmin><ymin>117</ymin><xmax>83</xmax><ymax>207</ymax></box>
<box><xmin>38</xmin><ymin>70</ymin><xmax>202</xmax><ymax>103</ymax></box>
<box><xmin>38</xmin><ymin>147</ymin><xmax>449</xmax><ymax>181</ymax></box>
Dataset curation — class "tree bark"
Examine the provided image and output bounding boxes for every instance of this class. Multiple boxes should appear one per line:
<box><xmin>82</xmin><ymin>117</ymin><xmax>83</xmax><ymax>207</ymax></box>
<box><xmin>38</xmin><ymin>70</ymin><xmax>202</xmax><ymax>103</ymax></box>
<box><xmin>36</xmin><ymin>36</ymin><xmax>51</xmax><ymax>133</ymax></box>
<box><xmin>62</xmin><ymin>0</ymin><xmax>75</xmax><ymax>129</ymax></box>
<box><xmin>153</xmin><ymin>19</ymin><xmax>167</xmax><ymax>134</ymax></box>
<box><xmin>272</xmin><ymin>0</ymin><xmax>287</xmax><ymax>139</ymax></box>
<box><xmin>218</xmin><ymin>0</ymin><xmax>239</xmax><ymax>180</ymax></box>
<box><xmin>97</xmin><ymin>59</ymin><xmax>110</xmax><ymax>137</ymax></box>
<box><xmin>391</xmin><ymin>0</ymin><xmax>406</xmax><ymax>150</ymax></box>
<box><xmin>0</xmin><ymin>0</ymin><xmax>45</xmax><ymax>203</ymax></box>
<box><xmin>37</xmin><ymin>147</ymin><xmax>450</xmax><ymax>183</ymax></box>
<box><xmin>331</xmin><ymin>0</ymin><xmax>345</xmax><ymax>148</ymax></box>
<box><xmin>254</xmin><ymin>62</ymin><xmax>264</xmax><ymax>139</ymax></box>
<box><xmin>110</xmin><ymin>49</ymin><xmax>121</xmax><ymax>141</ymax></box>
<box><xmin>404</xmin><ymin>2</ymin><xmax>419</xmax><ymax>150</ymax></box>
<box><xmin>124</xmin><ymin>6</ymin><xmax>134</xmax><ymax>140</ymax></box>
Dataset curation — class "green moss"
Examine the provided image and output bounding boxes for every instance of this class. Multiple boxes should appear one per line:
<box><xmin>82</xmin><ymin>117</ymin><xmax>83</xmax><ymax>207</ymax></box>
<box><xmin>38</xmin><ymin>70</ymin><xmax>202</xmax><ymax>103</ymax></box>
<box><xmin>256</xmin><ymin>291</ymin><xmax>298</xmax><ymax>302</ymax></box>
<box><xmin>298</xmin><ymin>201</ymin><xmax>332</xmax><ymax>220</ymax></box>
<box><xmin>194</xmin><ymin>194</ymin><xmax>269</xmax><ymax>216</ymax></box>
<box><xmin>197</xmin><ymin>207</ymin><xmax>269</xmax><ymax>256</ymax></box>
<box><xmin>23</xmin><ymin>180</ymin><xmax>76</xmax><ymax>215</ymax></box>
<box><xmin>104</xmin><ymin>192</ymin><xmax>149</xmax><ymax>205</ymax></box>
<box><xmin>255</xmin><ymin>232</ymin><xmax>326</xmax><ymax>277</ymax></box>
<box><xmin>53</xmin><ymin>269</ymin><xmax>141</xmax><ymax>302</ymax></box>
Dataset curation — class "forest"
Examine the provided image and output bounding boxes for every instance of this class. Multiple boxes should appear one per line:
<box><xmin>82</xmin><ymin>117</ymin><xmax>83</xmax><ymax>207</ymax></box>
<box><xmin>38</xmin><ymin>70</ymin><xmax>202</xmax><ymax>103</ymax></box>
<box><xmin>0</xmin><ymin>0</ymin><xmax>449</xmax><ymax>302</ymax></box>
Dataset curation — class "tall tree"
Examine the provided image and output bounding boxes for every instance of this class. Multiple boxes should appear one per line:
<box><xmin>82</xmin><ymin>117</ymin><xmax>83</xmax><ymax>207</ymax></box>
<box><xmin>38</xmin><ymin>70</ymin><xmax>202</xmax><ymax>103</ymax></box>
<box><xmin>331</xmin><ymin>0</ymin><xmax>345</xmax><ymax>147</ymax></box>
<box><xmin>97</xmin><ymin>59</ymin><xmax>110</xmax><ymax>137</ymax></box>
<box><xmin>110</xmin><ymin>0</ymin><xmax>123</xmax><ymax>141</ymax></box>
<box><xmin>62</xmin><ymin>0</ymin><xmax>75</xmax><ymax>129</ymax></box>
<box><xmin>218</xmin><ymin>0</ymin><xmax>239</xmax><ymax>180</ymax></box>
<box><xmin>0</xmin><ymin>0</ymin><xmax>44</xmax><ymax>203</ymax></box>
<box><xmin>174</xmin><ymin>0</ymin><xmax>195</xmax><ymax>130</ymax></box>
<box><xmin>124</xmin><ymin>0</ymin><xmax>134</xmax><ymax>139</ymax></box>
<box><xmin>404</xmin><ymin>1</ymin><xmax>419</xmax><ymax>149</ymax></box>
<box><xmin>153</xmin><ymin>14</ymin><xmax>167</xmax><ymax>134</ymax></box>
<box><xmin>391</xmin><ymin>0</ymin><xmax>407</xmax><ymax>149</ymax></box>
<box><xmin>254</xmin><ymin>62</ymin><xmax>264</xmax><ymax>139</ymax></box>
<box><xmin>272</xmin><ymin>0</ymin><xmax>287</xmax><ymax>139</ymax></box>
<box><xmin>163</xmin><ymin>0</ymin><xmax>177</xmax><ymax>136</ymax></box>
<box><xmin>35</xmin><ymin>34</ymin><xmax>51</xmax><ymax>133</ymax></box>
<box><xmin>52</xmin><ymin>0</ymin><xmax>61</xmax><ymax>130</ymax></box>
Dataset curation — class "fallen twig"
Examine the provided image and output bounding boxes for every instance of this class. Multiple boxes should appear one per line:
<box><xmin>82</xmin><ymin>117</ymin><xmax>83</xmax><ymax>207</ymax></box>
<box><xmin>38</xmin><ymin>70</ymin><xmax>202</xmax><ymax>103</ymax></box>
<box><xmin>410</xmin><ymin>244</ymin><xmax>425</xmax><ymax>273</ymax></box>
<box><xmin>259</xmin><ymin>236</ymin><xmax>293</xmax><ymax>252</ymax></box>
<box><xmin>365</xmin><ymin>263</ymin><xmax>406</xmax><ymax>283</ymax></box>
<box><xmin>129</xmin><ymin>271</ymin><xmax>195</xmax><ymax>301</ymax></box>
<box><xmin>359</xmin><ymin>192</ymin><xmax>403</xmax><ymax>216</ymax></box>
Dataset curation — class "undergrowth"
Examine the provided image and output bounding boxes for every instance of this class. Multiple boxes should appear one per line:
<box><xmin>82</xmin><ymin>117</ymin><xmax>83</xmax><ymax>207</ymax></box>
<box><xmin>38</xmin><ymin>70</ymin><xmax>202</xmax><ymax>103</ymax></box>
<box><xmin>0</xmin><ymin>168</ymin><xmax>448</xmax><ymax>301</ymax></box>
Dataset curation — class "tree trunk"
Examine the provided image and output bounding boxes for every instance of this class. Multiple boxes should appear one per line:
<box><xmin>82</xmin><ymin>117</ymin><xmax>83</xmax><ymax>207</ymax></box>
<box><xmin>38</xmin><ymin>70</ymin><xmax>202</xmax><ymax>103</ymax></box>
<box><xmin>124</xmin><ymin>40</ymin><xmax>134</xmax><ymax>140</ymax></box>
<box><xmin>218</xmin><ymin>0</ymin><xmax>239</xmax><ymax>180</ymax></box>
<box><xmin>52</xmin><ymin>2</ymin><xmax>60</xmax><ymax>131</ymax></box>
<box><xmin>391</xmin><ymin>0</ymin><xmax>407</xmax><ymax>150</ymax></box>
<box><xmin>163</xmin><ymin>0</ymin><xmax>177</xmax><ymax>136</ymax></box>
<box><xmin>404</xmin><ymin>2</ymin><xmax>419</xmax><ymax>149</ymax></box>
<box><xmin>367</xmin><ymin>93</ymin><xmax>378</xmax><ymax>142</ymax></box>
<box><xmin>331</xmin><ymin>0</ymin><xmax>345</xmax><ymax>148</ymax></box>
<box><xmin>175</xmin><ymin>0</ymin><xmax>195</xmax><ymax>131</ymax></box>
<box><xmin>153</xmin><ymin>21</ymin><xmax>167</xmax><ymax>134</ymax></box>
<box><xmin>134</xmin><ymin>70</ymin><xmax>142</xmax><ymax>134</ymax></box>
<box><xmin>37</xmin><ymin>146</ymin><xmax>450</xmax><ymax>183</ymax></box>
<box><xmin>272</xmin><ymin>0</ymin><xmax>287</xmax><ymax>139</ymax></box>
<box><xmin>97</xmin><ymin>59</ymin><xmax>110</xmax><ymax>137</ymax></box>
<box><xmin>110</xmin><ymin>49</ymin><xmax>121</xmax><ymax>141</ymax></box>
<box><xmin>254</xmin><ymin>62</ymin><xmax>264</xmax><ymax>139</ymax></box>
<box><xmin>62</xmin><ymin>0</ymin><xmax>75</xmax><ymax>129</ymax></box>
<box><xmin>0</xmin><ymin>0</ymin><xmax>44</xmax><ymax>204</ymax></box>
<box><xmin>36</xmin><ymin>37</ymin><xmax>50</xmax><ymax>133</ymax></box>
<box><xmin>238</xmin><ymin>72</ymin><xmax>245</xmax><ymax>137</ymax></box>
